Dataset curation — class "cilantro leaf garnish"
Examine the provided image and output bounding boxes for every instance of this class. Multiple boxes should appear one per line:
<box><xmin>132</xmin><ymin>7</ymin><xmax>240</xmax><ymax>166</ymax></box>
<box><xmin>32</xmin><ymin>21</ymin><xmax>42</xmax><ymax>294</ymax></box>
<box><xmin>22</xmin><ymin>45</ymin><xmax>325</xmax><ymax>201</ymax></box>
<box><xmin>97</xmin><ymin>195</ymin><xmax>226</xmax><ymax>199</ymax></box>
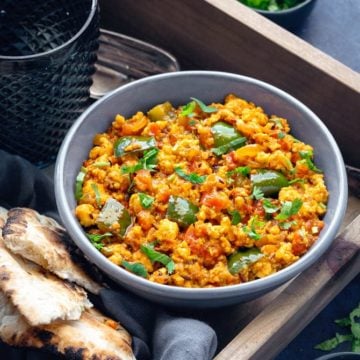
<box><xmin>86</xmin><ymin>232</ymin><xmax>112</xmax><ymax>250</ymax></box>
<box><xmin>279</xmin><ymin>221</ymin><xmax>297</xmax><ymax>230</ymax></box>
<box><xmin>75</xmin><ymin>167</ymin><xmax>87</xmax><ymax>201</ymax></box>
<box><xmin>141</xmin><ymin>244</ymin><xmax>175</xmax><ymax>274</ymax></box>
<box><xmin>122</xmin><ymin>260</ymin><xmax>148</xmax><ymax>278</ymax></box>
<box><xmin>181</xmin><ymin>101</ymin><xmax>196</xmax><ymax>117</ymax></box>
<box><xmin>299</xmin><ymin>150</ymin><xmax>322</xmax><ymax>173</ymax></box>
<box><xmin>174</xmin><ymin>167</ymin><xmax>206</xmax><ymax>184</ymax></box>
<box><xmin>138</xmin><ymin>192</ymin><xmax>154</xmax><ymax>209</ymax></box>
<box><xmin>315</xmin><ymin>333</ymin><xmax>353</xmax><ymax>351</ymax></box>
<box><xmin>278</xmin><ymin>132</ymin><xmax>286</xmax><ymax>139</ymax></box>
<box><xmin>275</xmin><ymin>199</ymin><xmax>303</xmax><ymax>221</ymax></box>
<box><xmin>314</xmin><ymin>303</ymin><xmax>360</xmax><ymax>352</ymax></box>
<box><xmin>262</xmin><ymin>199</ymin><xmax>280</xmax><ymax>214</ymax></box>
<box><xmin>252</xmin><ymin>186</ymin><xmax>264</xmax><ymax>200</ymax></box>
<box><xmin>227</xmin><ymin>166</ymin><xmax>250</xmax><ymax>177</ymax></box>
<box><xmin>121</xmin><ymin>148</ymin><xmax>159</xmax><ymax>174</ymax></box>
<box><xmin>243</xmin><ymin>216</ymin><xmax>265</xmax><ymax>240</ymax></box>
<box><xmin>228</xmin><ymin>210</ymin><xmax>241</xmax><ymax>225</ymax></box>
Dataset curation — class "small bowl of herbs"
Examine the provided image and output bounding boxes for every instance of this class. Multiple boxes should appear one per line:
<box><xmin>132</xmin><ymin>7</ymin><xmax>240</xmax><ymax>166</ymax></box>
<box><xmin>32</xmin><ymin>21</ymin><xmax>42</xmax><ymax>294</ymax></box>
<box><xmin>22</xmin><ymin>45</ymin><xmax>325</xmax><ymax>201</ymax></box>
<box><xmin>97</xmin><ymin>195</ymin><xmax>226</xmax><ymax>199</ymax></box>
<box><xmin>239</xmin><ymin>0</ymin><xmax>317</xmax><ymax>30</ymax></box>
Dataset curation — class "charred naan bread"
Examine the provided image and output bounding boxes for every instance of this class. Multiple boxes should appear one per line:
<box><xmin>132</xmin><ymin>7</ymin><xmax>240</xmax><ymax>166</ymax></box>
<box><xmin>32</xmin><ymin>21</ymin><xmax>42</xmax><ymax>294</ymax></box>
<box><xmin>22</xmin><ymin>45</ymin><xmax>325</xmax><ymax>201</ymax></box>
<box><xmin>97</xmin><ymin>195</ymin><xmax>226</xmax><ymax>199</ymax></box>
<box><xmin>0</xmin><ymin>291</ymin><xmax>136</xmax><ymax>360</ymax></box>
<box><xmin>0</xmin><ymin>239</ymin><xmax>92</xmax><ymax>326</ymax></box>
<box><xmin>2</xmin><ymin>208</ymin><xmax>101</xmax><ymax>294</ymax></box>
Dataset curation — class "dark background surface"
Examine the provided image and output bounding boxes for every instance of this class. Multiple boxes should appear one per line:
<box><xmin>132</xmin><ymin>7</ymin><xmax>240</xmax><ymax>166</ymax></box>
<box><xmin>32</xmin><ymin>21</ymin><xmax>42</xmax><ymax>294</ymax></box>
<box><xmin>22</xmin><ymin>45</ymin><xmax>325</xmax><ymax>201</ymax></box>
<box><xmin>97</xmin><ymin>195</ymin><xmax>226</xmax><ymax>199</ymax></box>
<box><xmin>276</xmin><ymin>0</ymin><xmax>359</xmax><ymax>358</ymax></box>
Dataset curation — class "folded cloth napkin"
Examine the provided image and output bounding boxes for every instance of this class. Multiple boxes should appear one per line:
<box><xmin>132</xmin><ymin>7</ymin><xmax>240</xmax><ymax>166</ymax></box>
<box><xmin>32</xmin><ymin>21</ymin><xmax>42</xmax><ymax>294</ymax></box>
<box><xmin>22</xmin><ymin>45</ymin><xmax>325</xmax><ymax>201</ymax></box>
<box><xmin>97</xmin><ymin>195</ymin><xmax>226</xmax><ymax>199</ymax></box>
<box><xmin>0</xmin><ymin>150</ymin><xmax>217</xmax><ymax>360</ymax></box>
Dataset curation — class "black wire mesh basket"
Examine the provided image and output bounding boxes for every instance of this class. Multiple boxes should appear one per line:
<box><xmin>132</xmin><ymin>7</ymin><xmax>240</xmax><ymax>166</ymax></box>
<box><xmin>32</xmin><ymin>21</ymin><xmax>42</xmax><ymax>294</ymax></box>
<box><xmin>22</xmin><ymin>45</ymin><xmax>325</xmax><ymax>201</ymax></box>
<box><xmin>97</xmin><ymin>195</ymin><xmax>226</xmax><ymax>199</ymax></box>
<box><xmin>0</xmin><ymin>0</ymin><xmax>99</xmax><ymax>167</ymax></box>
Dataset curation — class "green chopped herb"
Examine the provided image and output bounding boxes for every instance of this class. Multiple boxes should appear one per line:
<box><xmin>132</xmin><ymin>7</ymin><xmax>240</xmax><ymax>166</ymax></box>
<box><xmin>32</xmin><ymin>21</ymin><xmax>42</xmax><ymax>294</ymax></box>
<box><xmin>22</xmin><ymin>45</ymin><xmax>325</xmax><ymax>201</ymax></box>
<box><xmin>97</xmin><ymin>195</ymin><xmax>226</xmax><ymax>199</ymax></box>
<box><xmin>141</xmin><ymin>244</ymin><xmax>175</xmax><ymax>274</ymax></box>
<box><xmin>314</xmin><ymin>303</ymin><xmax>360</xmax><ymax>353</ymax></box>
<box><xmin>91</xmin><ymin>183</ymin><xmax>102</xmax><ymax>207</ymax></box>
<box><xmin>191</xmin><ymin>97</ymin><xmax>217</xmax><ymax>113</ymax></box>
<box><xmin>122</xmin><ymin>260</ymin><xmax>148</xmax><ymax>278</ymax></box>
<box><xmin>315</xmin><ymin>333</ymin><xmax>353</xmax><ymax>351</ymax></box>
<box><xmin>228</xmin><ymin>210</ymin><xmax>241</xmax><ymax>225</ymax></box>
<box><xmin>243</xmin><ymin>216</ymin><xmax>265</xmax><ymax>240</ymax></box>
<box><xmin>275</xmin><ymin>199</ymin><xmax>303</xmax><ymax>221</ymax></box>
<box><xmin>212</xmin><ymin>137</ymin><xmax>247</xmax><ymax>156</ymax></box>
<box><xmin>121</xmin><ymin>148</ymin><xmax>159</xmax><ymax>174</ymax></box>
<box><xmin>239</xmin><ymin>0</ymin><xmax>302</xmax><ymax>11</ymax></box>
<box><xmin>86</xmin><ymin>232</ymin><xmax>112</xmax><ymax>250</ymax></box>
<box><xmin>262</xmin><ymin>199</ymin><xmax>280</xmax><ymax>214</ymax></box>
<box><xmin>227</xmin><ymin>166</ymin><xmax>250</xmax><ymax>177</ymax></box>
<box><xmin>174</xmin><ymin>167</ymin><xmax>206</xmax><ymax>184</ymax></box>
<box><xmin>252</xmin><ymin>186</ymin><xmax>264</xmax><ymax>200</ymax></box>
<box><xmin>181</xmin><ymin>101</ymin><xmax>196</xmax><ymax>117</ymax></box>
<box><xmin>269</xmin><ymin>117</ymin><xmax>284</xmax><ymax>129</ymax></box>
<box><xmin>278</xmin><ymin>132</ymin><xmax>286</xmax><ymax>139</ymax></box>
<box><xmin>299</xmin><ymin>150</ymin><xmax>322</xmax><ymax>173</ymax></box>
<box><xmin>138</xmin><ymin>192</ymin><xmax>154</xmax><ymax>209</ymax></box>
<box><xmin>75</xmin><ymin>167</ymin><xmax>87</xmax><ymax>200</ymax></box>
<box><xmin>188</xmin><ymin>119</ymin><xmax>197</xmax><ymax>126</ymax></box>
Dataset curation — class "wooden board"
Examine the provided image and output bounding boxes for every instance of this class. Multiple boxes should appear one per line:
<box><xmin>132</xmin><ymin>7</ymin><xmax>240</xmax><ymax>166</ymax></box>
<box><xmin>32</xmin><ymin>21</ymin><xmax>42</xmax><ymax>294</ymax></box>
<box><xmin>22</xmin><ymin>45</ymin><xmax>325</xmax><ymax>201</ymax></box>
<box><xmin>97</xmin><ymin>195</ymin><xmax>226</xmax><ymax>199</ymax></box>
<box><xmin>100</xmin><ymin>0</ymin><xmax>360</xmax><ymax>168</ymax></box>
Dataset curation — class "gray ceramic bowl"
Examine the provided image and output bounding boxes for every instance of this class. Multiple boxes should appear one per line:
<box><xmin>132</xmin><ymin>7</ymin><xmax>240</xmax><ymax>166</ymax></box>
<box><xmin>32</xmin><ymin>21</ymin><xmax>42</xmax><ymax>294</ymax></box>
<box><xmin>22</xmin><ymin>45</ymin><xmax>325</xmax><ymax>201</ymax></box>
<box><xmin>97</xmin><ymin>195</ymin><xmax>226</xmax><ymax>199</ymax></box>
<box><xmin>315</xmin><ymin>353</ymin><xmax>360</xmax><ymax>360</ymax></box>
<box><xmin>250</xmin><ymin>0</ymin><xmax>317</xmax><ymax>30</ymax></box>
<box><xmin>55</xmin><ymin>71</ymin><xmax>347</xmax><ymax>307</ymax></box>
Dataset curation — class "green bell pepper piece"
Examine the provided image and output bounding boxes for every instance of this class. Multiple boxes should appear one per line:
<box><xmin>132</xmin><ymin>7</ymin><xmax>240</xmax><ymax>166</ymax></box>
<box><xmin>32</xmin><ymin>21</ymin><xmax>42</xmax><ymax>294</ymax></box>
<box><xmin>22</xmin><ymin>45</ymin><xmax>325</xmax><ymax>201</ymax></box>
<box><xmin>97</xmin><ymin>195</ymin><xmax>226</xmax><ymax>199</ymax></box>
<box><xmin>227</xmin><ymin>247</ymin><xmax>263</xmax><ymax>275</ymax></box>
<box><xmin>211</xmin><ymin>121</ymin><xmax>243</xmax><ymax>147</ymax></box>
<box><xmin>97</xmin><ymin>198</ymin><xmax>132</xmax><ymax>237</ymax></box>
<box><xmin>250</xmin><ymin>170</ymin><xmax>288</xmax><ymax>197</ymax></box>
<box><xmin>166</xmin><ymin>195</ymin><xmax>199</xmax><ymax>228</ymax></box>
<box><xmin>114</xmin><ymin>136</ymin><xmax>156</xmax><ymax>157</ymax></box>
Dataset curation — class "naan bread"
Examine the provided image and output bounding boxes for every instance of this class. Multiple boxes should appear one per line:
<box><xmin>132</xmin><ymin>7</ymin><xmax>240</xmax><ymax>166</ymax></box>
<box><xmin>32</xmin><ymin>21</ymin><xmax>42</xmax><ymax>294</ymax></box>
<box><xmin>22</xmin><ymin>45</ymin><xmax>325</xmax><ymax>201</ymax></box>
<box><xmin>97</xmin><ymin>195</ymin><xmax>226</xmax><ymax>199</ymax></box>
<box><xmin>0</xmin><ymin>239</ymin><xmax>92</xmax><ymax>326</ymax></box>
<box><xmin>0</xmin><ymin>291</ymin><xmax>136</xmax><ymax>360</ymax></box>
<box><xmin>2</xmin><ymin>208</ymin><xmax>101</xmax><ymax>294</ymax></box>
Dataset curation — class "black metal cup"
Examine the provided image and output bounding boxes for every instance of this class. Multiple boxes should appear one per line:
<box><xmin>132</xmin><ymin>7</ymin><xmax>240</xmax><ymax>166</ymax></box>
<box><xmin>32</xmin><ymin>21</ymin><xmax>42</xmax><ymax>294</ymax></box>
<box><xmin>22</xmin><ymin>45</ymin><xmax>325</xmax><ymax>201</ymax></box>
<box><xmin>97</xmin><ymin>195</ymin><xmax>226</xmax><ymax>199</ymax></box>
<box><xmin>0</xmin><ymin>0</ymin><xmax>99</xmax><ymax>167</ymax></box>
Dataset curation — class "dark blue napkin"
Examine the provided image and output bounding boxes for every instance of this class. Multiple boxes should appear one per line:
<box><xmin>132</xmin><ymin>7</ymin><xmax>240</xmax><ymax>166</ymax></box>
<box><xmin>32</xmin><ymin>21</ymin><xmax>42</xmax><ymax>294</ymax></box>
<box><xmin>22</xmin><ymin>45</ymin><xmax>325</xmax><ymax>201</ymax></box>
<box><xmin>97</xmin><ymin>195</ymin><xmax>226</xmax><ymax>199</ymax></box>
<box><xmin>0</xmin><ymin>150</ymin><xmax>217</xmax><ymax>360</ymax></box>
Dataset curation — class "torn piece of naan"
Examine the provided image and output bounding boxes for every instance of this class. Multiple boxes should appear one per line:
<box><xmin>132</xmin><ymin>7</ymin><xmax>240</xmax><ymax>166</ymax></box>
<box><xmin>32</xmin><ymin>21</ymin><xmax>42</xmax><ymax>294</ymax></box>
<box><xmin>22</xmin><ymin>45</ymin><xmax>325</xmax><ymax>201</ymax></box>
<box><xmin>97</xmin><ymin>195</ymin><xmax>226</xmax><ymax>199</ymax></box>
<box><xmin>2</xmin><ymin>207</ymin><xmax>101</xmax><ymax>294</ymax></box>
<box><xmin>0</xmin><ymin>239</ymin><xmax>92</xmax><ymax>326</ymax></box>
<box><xmin>0</xmin><ymin>291</ymin><xmax>136</xmax><ymax>360</ymax></box>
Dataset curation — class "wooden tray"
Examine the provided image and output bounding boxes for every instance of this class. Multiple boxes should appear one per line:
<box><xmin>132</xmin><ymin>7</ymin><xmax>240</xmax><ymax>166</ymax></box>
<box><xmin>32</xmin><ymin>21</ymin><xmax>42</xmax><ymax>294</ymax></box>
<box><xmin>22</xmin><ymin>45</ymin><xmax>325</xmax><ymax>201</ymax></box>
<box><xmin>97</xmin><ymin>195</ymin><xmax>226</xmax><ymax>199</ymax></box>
<box><xmin>99</xmin><ymin>0</ymin><xmax>360</xmax><ymax>358</ymax></box>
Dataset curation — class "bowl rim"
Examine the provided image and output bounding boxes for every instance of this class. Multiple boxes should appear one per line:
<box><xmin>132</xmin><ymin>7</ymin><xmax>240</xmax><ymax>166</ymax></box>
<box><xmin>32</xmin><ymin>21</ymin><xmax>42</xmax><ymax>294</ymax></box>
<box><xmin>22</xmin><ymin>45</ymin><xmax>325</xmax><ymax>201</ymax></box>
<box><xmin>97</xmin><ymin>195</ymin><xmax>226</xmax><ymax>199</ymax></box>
<box><xmin>55</xmin><ymin>70</ymin><xmax>347</xmax><ymax>300</ymax></box>
<box><xmin>252</xmin><ymin>0</ymin><xmax>315</xmax><ymax>15</ymax></box>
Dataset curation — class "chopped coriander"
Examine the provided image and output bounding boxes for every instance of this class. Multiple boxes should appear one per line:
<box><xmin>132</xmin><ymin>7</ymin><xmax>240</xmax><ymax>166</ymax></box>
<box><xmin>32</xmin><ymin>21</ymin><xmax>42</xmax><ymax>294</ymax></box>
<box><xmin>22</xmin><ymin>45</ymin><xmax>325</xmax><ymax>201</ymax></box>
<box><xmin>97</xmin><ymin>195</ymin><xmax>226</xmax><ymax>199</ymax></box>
<box><xmin>228</xmin><ymin>210</ymin><xmax>241</xmax><ymax>225</ymax></box>
<box><xmin>188</xmin><ymin>119</ymin><xmax>197</xmax><ymax>126</ymax></box>
<box><xmin>252</xmin><ymin>186</ymin><xmax>264</xmax><ymax>200</ymax></box>
<box><xmin>141</xmin><ymin>244</ymin><xmax>175</xmax><ymax>274</ymax></box>
<box><xmin>190</xmin><ymin>97</ymin><xmax>217</xmax><ymax>113</ymax></box>
<box><xmin>243</xmin><ymin>216</ymin><xmax>265</xmax><ymax>240</ymax></box>
<box><xmin>227</xmin><ymin>166</ymin><xmax>250</xmax><ymax>177</ymax></box>
<box><xmin>314</xmin><ymin>303</ymin><xmax>360</xmax><ymax>352</ymax></box>
<box><xmin>278</xmin><ymin>132</ymin><xmax>286</xmax><ymax>139</ymax></box>
<box><xmin>181</xmin><ymin>101</ymin><xmax>196</xmax><ymax>117</ymax></box>
<box><xmin>138</xmin><ymin>192</ymin><xmax>154</xmax><ymax>209</ymax></box>
<box><xmin>86</xmin><ymin>232</ymin><xmax>112</xmax><ymax>250</ymax></box>
<box><xmin>275</xmin><ymin>199</ymin><xmax>303</xmax><ymax>221</ymax></box>
<box><xmin>299</xmin><ymin>150</ymin><xmax>322</xmax><ymax>173</ymax></box>
<box><xmin>121</xmin><ymin>148</ymin><xmax>159</xmax><ymax>174</ymax></box>
<box><xmin>122</xmin><ymin>260</ymin><xmax>148</xmax><ymax>278</ymax></box>
<box><xmin>91</xmin><ymin>183</ymin><xmax>102</xmax><ymax>207</ymax></box>
<box><xmin>315</xmin><ymin>333</ymin><xmax>353</xmax><ymax>351</ymax></box>
<box><xmin>174</xmin><ymin>167</ymin><xmax>206</xmax><ymax>184</ymax></box>
<box><xmin>262</xmin><ymin>199</ymin><xmax>280</xmax><ymax>214</ymax></box>
<box><xmin>75</xmin><ymin>167</ymin><xmax>87</xmax><ymax>201</ymax></box>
